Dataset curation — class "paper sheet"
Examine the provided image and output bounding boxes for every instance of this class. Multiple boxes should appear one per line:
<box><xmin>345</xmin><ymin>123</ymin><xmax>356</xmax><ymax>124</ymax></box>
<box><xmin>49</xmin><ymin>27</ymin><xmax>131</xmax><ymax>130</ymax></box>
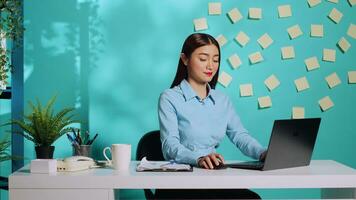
<box><xmin>235</xmin><ymin>31</ymin><xmax>250</xmax><ymax>47</ymax></box>
<box><xmin>292</xmin><ymin>107</ymin><xmax>305</xmax><ymax>119</ymax></box>
<box><xmin>311</xmin><ymin>24</ymin><xmax>323</xmax><ymax>37</ymax></box>
<box><xmin>328</xmin><ymin>8</ymin><xmax>343</xmax><ymax>24</ymax></box>
<box><xmin>338</xmin><ymin>37</ymin><xmax>351</xmax><ymax>53</ymax></box>
<box><xmin>325</xmin><ymin>72</ymin><xmax>341</xmax><ymax>88</ymax></box>
<box><xmin>240</xmin><ymin>84</ymin><xmax>253</xmax><ymax>97</ymax></box>
<box><xmin>281</xmin><ymin>46</ymin><xmax>295</xmax><ymax>59</ymax></box>
<box><xmin>278</xmin><ymin>5</ymin><xmax>292</xmax><ymax>18</ymax></box>
<box><xmin>194</xmin><ymin>18</ymin><xmax>208</xmax><ymax>31</ymax></box>
<box><xmin>208</xmin><ymin>2</ymin><xmax>221</xmax><ymax>15</ymax></box>
<box><xmin>228</xmin><ymin>8</ymin><xmax>243</xmax><ymax>23</ymax></box>
<box><xmin>294</xmin><ymin>76</ymin><xmax>310</xmax><ymax>92</ymax></box>
<box><xmin>228</xmin><ymin>54</ymin><xmax>242</xmax><ymax>69</ymax></box>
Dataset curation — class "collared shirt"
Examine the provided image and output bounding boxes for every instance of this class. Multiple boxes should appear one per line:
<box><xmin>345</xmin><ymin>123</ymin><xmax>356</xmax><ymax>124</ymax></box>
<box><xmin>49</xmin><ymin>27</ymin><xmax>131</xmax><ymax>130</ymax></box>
<box><xmin>158</xmin><ymin>79</ymin><xmax>265</xmax><ymax>165</ymax></box>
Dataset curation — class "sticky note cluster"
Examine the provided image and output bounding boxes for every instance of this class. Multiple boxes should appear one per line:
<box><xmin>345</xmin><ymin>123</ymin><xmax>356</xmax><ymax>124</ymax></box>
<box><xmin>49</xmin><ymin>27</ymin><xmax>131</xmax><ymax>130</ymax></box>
<box><xmin>347</xmin><ymin>24</ymin><xmax>356</xmax><ymax>39</ymax></box>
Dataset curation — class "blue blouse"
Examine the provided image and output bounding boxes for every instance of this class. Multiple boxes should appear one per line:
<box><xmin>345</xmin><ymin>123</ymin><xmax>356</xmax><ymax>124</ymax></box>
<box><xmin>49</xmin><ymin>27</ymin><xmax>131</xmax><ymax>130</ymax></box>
<box><xmin>158</xmin><ymin>79</ymin><xmax>265</xmax><ymax>165</ymax></box>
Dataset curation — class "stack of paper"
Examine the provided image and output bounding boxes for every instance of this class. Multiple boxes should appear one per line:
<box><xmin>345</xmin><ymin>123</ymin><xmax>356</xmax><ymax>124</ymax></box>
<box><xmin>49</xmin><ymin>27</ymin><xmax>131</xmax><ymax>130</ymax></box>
<box><xmin>136</xmin><ymin>157</ymin><xmax>192</xmax><ymax>172</ymax></box>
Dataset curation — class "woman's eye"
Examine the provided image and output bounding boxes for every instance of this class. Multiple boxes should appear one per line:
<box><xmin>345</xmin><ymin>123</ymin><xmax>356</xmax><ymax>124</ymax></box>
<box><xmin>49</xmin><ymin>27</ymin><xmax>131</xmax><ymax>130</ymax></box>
<box><xmin>213</xmin><ymin>60</ymin><xmax>219</xmax><ymax>63</ymax></box>
<box><xmin>199</xmin><ymin>58</ymin><xmax>207</xmax><ymax>61</ymax></box>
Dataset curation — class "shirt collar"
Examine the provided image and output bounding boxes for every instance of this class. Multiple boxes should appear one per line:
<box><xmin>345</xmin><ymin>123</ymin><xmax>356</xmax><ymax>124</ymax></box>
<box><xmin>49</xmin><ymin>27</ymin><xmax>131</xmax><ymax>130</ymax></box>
<box><xmin>179</xmin><ymin>79</ymin><xmax>216</xmax><ymax>104</ymax></box>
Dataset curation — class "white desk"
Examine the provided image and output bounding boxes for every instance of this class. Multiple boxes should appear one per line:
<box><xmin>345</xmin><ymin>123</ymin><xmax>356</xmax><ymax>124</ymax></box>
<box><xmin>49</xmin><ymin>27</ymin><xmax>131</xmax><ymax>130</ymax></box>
<box><xmin>9</xmin><ymin>160</ymin><xmax>356</xmax><ymax>200</ymax></box>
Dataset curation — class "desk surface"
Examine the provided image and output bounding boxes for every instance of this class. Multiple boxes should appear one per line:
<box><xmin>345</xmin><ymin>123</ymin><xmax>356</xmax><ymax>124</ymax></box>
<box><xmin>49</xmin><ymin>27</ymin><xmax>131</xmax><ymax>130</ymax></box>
<box><xmin>9</xmin><ymin>160</ymin><xmax>356</xmax><ymax>189</ymax></box>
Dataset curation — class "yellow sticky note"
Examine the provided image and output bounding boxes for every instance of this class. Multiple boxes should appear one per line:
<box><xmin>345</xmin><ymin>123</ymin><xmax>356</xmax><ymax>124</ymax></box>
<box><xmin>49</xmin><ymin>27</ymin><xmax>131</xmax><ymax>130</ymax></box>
<box><xmin>328</xmin><ymin>8</ymin><xmax>343</xmax><ymax>24</ymax></box>
<box><xmin>240</xmin><ymin>84</ymin><xmax>253</xmax><ymax>97</ymax></box>
<box><xmin>327</xmin><ymin>0</ymin><xmax>338</xmax><ymax>3</ymax></box>
<box><xmin>264</xmin><ymin>74</ymin><xmax>280</xmax><ymax>91</ymax></box>
<box><xmin>347</xmin><ymin>24</ymin><xmax>356</xmax><ymax>39</ymax></box>
<box><xmin>318</xmin><ymin>96</ymin><xmax>334</xmax><ymax>112</ymax></box>
<box><xmin>294</xmin><ymin>76</ymin><xmax>310</xmax><ymax>92</ymax></box>
<box><xmin>218</xmin><ymin>71</ymin><xmax>232</xmax><ymax>87</ymax></box>
<box><xmin>258</xmin><ymin>96</ymin><xmax>272</xmax><ymax>108</ymax></box>
<box><xmin>325</xmin><ymin>72</ymin><xmax>341</xmax><ymax>88</ymax></box>
<box><xmin>287</xmin><ymin>25</ymin><xmax>303</xmax><ymax>39</ymax></box>
<box><xmin>208</xmin><ymin>2</ymin><xmax>222</xmax><ymax>15</ymax></box>
<box><xmin>338</xmin><ymin>37</ymin><xmax>351</xmax><ymax>53</ymax></box>
<box><xmin>249</xmin><ymin>52</ymin><xmax>263</xmax><ymax>64</ymax></box>
<box><xmin>323</xmin><ymin>49</ymin><xmax>336</xmax><ymax>62</ymax></box>
<box><xmin>216</xmin><ymin>34</ymin><xmax>227</xmax><ymax>47</ymax></box>
<box><xmin>349</xmin><ymin>0</ymin><xmax>356</xmax><ymax>6</ymax></box>
<box><xmin>249</xmin><ymin>8</ymin><xmax>262</xmax><ymax>19</ymax></box>
<box><xmin>308</xmin><ymin>0</ymin><xmax>322</xmax><ymax>7</ymax></box>
<box><xmin>292</xmin><ymin>107</ymin><xmax>305</xmax><ymax>119</ymax></box>
<box><xmin>228</xmin><ymin>54</ymin><xmax>242</xmax><ymax>69</ymax></box>
<box><xmin>311</xmin><ymin>24</ymin><xmax>323</xmax><ymax>37</ymax></box>
<box><xmin>348</xmin><ymin>71</ymin><xmax>356</xmax><ymax>83</ymax></box>
<box><xmin>194</xmin><ymin>18</ymin><xmax>208</xmax><ymax>31</ymax></box>
<box><xmin>228</xmin><ymin>8</ymin><xmax>243</xmax><ymax>23</ymax></box>
<box><xmin>235</xmin><ymin>31</ymin><xmax>250</xmax><ymax>47</ymax></box>
<box><xmin>305</xmin><ymin>57</ymin><xmax>320</xmax><ymax>71</ymax></box>
<box><xmin>278</xmin><ymin>5</ymin><xmax>292</xmax><ymax>18</ymax></box>
<box><xmin>257</xmin><ymin>33</ymin><xmax>273</xmax><ymax>49</ymax></box>
<box><xmin>281</xmin><ymin>46</ymin><xmax>295</xmax><ymax>59</ymax></box>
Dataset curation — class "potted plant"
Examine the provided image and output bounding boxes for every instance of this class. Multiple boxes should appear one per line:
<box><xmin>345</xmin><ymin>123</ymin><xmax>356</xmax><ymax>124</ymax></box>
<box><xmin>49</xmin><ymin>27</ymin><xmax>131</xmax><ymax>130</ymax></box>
<box><xmin>6</xmin><ymin>96</ymin><xmax>78</xmax><ymax>159</ymax></box>
<box><xmin>0</xmin><ymin>0</ymin><xmax>25</xmax><ymax>92</ymax></box>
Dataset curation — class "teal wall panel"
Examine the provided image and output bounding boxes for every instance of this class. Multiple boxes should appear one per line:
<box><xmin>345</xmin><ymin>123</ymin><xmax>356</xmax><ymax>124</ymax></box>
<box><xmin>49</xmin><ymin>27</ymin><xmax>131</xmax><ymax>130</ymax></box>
<box><xmin>0</xmin><ymin>0</ymin><xmax>354</xmax><ymax>199</ymax></box>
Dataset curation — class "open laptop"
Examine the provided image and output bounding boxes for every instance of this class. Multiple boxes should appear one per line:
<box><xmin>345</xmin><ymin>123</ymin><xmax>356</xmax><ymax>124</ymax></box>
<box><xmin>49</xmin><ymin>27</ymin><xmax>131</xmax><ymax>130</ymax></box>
<box><xmin>225</xmin><ymin>118</ymin><xmax>321</xmax><ymax>171</ymax></box>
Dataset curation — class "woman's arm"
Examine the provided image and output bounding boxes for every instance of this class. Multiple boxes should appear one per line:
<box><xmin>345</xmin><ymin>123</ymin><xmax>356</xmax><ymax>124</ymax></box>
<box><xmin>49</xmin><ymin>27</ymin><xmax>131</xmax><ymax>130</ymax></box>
<box><xmin>225</xmin><ymin>99</ymin><xmax>266</xmax><ymax>160</ymax></box>
<box><xmin>158</xmin><ymin>92</ymin><xmax>206</xmax><ymax>165</ymax></box>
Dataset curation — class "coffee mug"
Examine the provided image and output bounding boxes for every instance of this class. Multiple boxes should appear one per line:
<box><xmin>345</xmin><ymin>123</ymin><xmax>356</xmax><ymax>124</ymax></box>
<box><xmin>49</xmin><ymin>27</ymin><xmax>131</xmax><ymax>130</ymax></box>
<box><xmin>103</xmin><ymin>144</ymin><xmax>131</xmax><ymax>170</ymax></box>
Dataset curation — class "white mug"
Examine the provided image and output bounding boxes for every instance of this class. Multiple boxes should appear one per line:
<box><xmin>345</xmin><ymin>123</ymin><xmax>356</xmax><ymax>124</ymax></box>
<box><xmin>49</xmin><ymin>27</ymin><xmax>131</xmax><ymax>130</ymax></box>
<box><xmin>103</xmin><ymin>144</ymin><xmax>131</xmax><ymax>170</ymax></box>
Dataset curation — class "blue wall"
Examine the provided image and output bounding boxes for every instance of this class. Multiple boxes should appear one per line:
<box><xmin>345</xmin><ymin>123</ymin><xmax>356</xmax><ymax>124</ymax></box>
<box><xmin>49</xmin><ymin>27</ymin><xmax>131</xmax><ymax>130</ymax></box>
<box><xmin>0</xmin><ymin>0</ymin><xmax>355</xmax><ymax>199</ymax></box>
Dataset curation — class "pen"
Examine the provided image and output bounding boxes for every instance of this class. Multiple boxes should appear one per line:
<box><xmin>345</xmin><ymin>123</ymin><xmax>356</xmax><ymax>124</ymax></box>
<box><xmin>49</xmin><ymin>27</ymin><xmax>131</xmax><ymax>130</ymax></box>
<box><xmin>88</xmin><ymin>133</ymin><xmax>98</xmax><ymax>145</ymax></box>
<box><xmin>66</xmin><ymin>133</ymin><xmax>77</xmax><ymax>145</ymax></box>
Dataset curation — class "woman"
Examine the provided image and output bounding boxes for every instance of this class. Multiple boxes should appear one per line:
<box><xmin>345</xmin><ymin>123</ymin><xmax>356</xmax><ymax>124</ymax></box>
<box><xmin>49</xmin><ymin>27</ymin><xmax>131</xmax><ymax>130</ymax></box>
<box><xmin>157</xmin><ymin>33</ymin><xmax>266</xmax><ymax>199</ymax></box>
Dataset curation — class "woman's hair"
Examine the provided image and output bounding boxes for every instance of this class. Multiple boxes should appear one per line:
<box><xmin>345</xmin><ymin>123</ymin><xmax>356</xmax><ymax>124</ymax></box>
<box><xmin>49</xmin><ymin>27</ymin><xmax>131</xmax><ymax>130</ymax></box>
<box><xmin>170</xmin><ymin>33</ymin><xmax>221</xmax><ymax>89</ymax></box>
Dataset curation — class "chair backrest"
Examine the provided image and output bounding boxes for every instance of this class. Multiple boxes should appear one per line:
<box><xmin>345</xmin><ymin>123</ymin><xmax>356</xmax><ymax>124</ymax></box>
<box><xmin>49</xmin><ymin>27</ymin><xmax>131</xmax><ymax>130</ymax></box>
<box><xmin>136</xmin><ymin>130</ymin><xmax>164</xmax><ymax>161</ymax></box>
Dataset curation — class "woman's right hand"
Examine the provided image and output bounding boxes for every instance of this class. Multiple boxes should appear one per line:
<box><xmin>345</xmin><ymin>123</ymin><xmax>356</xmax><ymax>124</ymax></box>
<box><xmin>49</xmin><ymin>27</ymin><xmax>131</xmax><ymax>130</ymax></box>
<box><xmin>198</xmin><ymin>153</ymin><xmax>225</xmax><ymax>169</ymax></box>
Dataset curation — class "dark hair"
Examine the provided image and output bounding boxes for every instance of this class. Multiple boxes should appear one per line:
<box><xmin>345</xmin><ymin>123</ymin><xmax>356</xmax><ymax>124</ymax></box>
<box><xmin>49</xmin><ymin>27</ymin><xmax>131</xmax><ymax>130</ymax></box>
<box><xmin>170</xmin><ymin>33</ymin><xmax>221</xmax><ymax>89</ymax></box>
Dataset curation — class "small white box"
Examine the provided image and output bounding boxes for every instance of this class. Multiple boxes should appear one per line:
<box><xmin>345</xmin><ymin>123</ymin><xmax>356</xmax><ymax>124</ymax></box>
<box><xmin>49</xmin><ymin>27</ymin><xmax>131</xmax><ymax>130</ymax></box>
<box><xmin>31</xmin><ymin>159</ymin><xmax>57</xmax><ymax>174</ymax></box>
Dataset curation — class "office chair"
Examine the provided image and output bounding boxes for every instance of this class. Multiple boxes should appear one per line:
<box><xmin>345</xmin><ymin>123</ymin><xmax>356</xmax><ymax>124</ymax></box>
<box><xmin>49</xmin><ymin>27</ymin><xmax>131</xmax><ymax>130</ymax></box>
<box><xmin>136</xmin><ymin>130</ymin><xmax>164</xmax><ymax>200</ymax></box>
<box><xmin>0</xmin><ymin>176</ymin><xmax>8</xmax><ymax>190</ymax></box>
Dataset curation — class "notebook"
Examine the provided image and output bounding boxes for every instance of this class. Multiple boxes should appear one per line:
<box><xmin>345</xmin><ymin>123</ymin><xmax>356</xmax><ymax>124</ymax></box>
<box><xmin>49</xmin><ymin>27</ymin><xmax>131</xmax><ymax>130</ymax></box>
<box><xmin>136</xmin><ymin>157</ymin><xmax>193</xmax><ymax>172</ymax></box>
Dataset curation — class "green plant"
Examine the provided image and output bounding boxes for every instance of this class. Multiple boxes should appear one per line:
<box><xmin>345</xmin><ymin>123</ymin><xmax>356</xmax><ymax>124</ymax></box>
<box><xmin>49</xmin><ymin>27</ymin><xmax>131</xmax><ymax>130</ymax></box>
<box><xmin>7</xmin><ymin>96</ymin><xmax>79</xmax><ymax>147</ymax></box>
<box><xmin>0</xmin><ymin>0</ymin><xmax>25</xmax><ymax>85</ymax></box>
<box><xmin>0</xmin><ymin>134</ymin><xmax>12</xmax><ymax>162</ymax></box>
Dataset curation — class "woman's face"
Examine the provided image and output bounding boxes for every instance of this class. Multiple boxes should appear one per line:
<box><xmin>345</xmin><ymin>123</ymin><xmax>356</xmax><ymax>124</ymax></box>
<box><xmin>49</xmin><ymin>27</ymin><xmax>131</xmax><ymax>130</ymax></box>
<box><xmin>182</xmin><ymin>44</ymin><xmax>220</xmax><ymax>85</ymax></box>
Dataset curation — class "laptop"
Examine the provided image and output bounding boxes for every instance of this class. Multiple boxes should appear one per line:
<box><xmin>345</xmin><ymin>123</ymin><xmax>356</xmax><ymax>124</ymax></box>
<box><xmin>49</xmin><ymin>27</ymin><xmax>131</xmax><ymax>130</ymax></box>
<box><xmin>225</xmin><ymin>118</ymin><xmax>321</xmax><ymax>171</ymax></box>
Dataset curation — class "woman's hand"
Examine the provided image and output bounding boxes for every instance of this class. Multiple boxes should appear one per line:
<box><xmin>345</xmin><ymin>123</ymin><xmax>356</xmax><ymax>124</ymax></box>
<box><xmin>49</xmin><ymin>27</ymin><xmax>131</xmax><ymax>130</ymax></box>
<box><xmin>198</xmin><ymin>153</ymin><xmax>225</xmax><ymax>169</ymax></box>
